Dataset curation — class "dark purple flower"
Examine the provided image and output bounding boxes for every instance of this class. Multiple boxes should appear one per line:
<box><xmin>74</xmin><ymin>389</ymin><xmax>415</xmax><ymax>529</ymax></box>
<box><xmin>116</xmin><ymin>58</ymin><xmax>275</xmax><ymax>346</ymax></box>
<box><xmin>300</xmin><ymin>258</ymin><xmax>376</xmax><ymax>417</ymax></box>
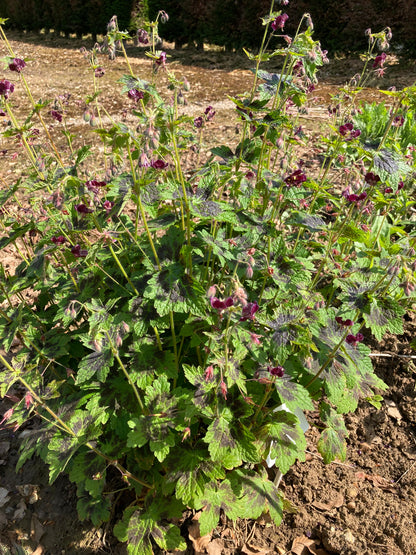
<box><xmin>0</xmin><ymin>110</ymin><xmax>6</xmax><ymax>116</ymax></box>
<box><xmin>336</xmin><ymin>316</ymin><xmax>353</xmax><ymax>327</ymax></box>
<box><xmin>397</xmin><ymin>181</ymin><xmax>404</xmax><ymax>191</ymax></box>
<box><xmin>240</xmin><ymin>302</ymin><xmax>259</xmax><ymax>321</ymax></box>
<box><xmin>384</xmin><ymin>187</ymin><xmax>393</xmax><ymax>194</ymax></box>
<box><xmin>75</xmin><ymin>203</ymin><xmax>93</xmax><ymax>214</ymax></box>
<box><xmin>245</xmin><ymin>171</ymin><xmax>255</xmax><ymax>180</ymax></box>
<box><xmin>346</xmin><ymin>333</ymin><xmax>364</xmax><ymax>346</ymax></box>
<box><xmin>86</xmin><ymin>179</ymin><xmax>106</xmax><ymax>193</ymax></box>
<box><xmin>346</xmin><ymin>193</ymin><xmax>359</xmax><ymax>202</ymax></box>
<box><xmin>151</xmin><ymin>159</ymin><xmax>168</xmax><ymax>170</ymax></box>
<box><xmin>50</xmin><ymin>110</ymin><xmax>62</xmax><ymax>122</ymax></box>
<box><xmin>271</xmin><ymin>13</ymin><xmax>289</xmax><ymax>31</ymax></box>
<box><xmin>339</xmin><ymin>122</ymin><xmax>361</xmax><ymax>140</ymax></box>
<box><xmin>0</xmin><ymin>80</ymin><xmax>15</xmax><ymax>99</ymax></box>
<box><xmin>364</xmin><ymin>172</ymin><xmax>380</xmax><ymax>186</ymax></box>
<box><xmin>373</xmin><ymin>52</ymin><xmax>386</xmax><ymax>69</ymax></box>
<box><xmin>71</xmin><ymin>244</ymin><xmax>88</xmax><ymax>258</ymax></box>
<box><xmin>285</xmin><ymin>169</ymin><xmax>307</xmax><ymax>187</ymax></box>
<box><xmin>194</xmin><ymin>116</ymin><xmax>204</xmax><ymax>128</ymax></box>
<box><xmin>94</xmin><ymin>67</ymin><xmax>105</xmax><ymax>78</ymax></box>
<box><xmin>155</xmin><ymin>52</ymin><xmax>167</xmax><ymax>67</ymax></box>
<box><xmin>268</xmin><ymin>365</ymin><xmax>285</xmax><ymax>377</ymax></box>
<box><xmin>204</xmin><ymin>105</ymin><xmax>216</xmax><ymax>121</ymax></box>
<box><xmin>210</xmin><ymin>296</ymin><xmax>234</xmax><ymax>310</ymax></box>
<box><xmin>136</xmin><ymin>29</ymin><xmax>150</xmax><ymax>45</ymax></box>
<box><xmin>103</xmin><ymin>200</ymin><xmax>114</xmax><ymax>212</ymax></box>
<box><xmin>392</xmin><ymin>115</ymin><xmax>404</xmax><ymax>127</ymax></box>
<box><xmin>51</xmin><ymin>235</ymin><xmax>66</xmax><ymax>245</ymax></box>
<box><xmin>9</xmin><ymin>58</ymin><xmax>26</xmax><ymax>73</ymax></box>
<box><xmin>127</xmin><ymin>88</ymin><xmax>144</xmax><ymax>101</ymax></box>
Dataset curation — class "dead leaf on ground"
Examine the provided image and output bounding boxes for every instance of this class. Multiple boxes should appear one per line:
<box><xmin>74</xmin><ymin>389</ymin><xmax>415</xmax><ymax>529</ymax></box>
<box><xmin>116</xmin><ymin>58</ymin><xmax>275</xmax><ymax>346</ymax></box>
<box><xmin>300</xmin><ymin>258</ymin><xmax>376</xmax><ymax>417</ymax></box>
<box><xmin>241</xmin><ymin>541</ymin><xmax>273</xmax><ymax>554</ymax></box>
<box><xmin>31</xmin><ymin>546</ymin><xmax>44</xmax><ymax>555</ymax></box>
<box><xmin>206</xmin><ymin>538</ymin><xmax>225</xmax><ymax>555</ymax></box>
<box><xmin>312</xmin><ymin>491</ymin><xmax>344</xmax><ymax>511</ymax></box>
<box><xmin>386</xmin><ymin>401</ymin><xmax>402</xmax><ymax>423</ymax></box>
<box><xmin>188</xmin><ymin>513</ymin><xmax>212</xmax><ymax>554</ymax></box>
<box><xmin>355</xmin><ymin>471</ymin><xmax>397</xmax><ymax>493</ymax></box>
<box><xmin>0</xmin><ymin>441</ymin><xmax>10</xmax><ymax>457</ymax></box>
<box><xmin>291</xmin><ymin>535</ymin><xmax>330</xmax><ymax>555</ymax></box>
<box><xmin>0</xmin><ymin>487</ymin><xmax>10</xmax><ymax>508</ymax></box>
<box><xmin>30</xmin><ymin>514</ymin><xmax>45</xmax><ymax>543</ymax></box>
<box><xmin>13</xmin><ymin>499</ymin><xmax>27</xmax><ymax>520</ymax></box>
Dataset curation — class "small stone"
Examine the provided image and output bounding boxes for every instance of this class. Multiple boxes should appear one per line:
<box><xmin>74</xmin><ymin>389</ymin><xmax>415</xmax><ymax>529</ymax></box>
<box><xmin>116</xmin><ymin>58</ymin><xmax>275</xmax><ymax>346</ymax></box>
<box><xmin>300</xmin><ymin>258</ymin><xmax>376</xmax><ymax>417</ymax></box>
<box><xmin>346</xmin><ymin>501</ymin><xmax>356</xmax><ymax>510</ymax></box>
<box><xmin>346</xmin><ymin>486</ymin><xmax>359</xmax><ymax>499</ymax></box>
<box><xmin>344</xmin><ymin>530</ymin><xmax>356</xmax><ymax>544</ymax></box>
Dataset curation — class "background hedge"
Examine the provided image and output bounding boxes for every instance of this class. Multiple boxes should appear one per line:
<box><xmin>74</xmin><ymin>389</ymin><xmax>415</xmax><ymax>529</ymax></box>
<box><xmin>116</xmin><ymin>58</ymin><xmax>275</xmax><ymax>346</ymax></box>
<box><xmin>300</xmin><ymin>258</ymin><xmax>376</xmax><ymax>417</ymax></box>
<box><xmin>0</xmin><ymin>0</ymin><xmax>415</xmax><ymax>53</ymax></box>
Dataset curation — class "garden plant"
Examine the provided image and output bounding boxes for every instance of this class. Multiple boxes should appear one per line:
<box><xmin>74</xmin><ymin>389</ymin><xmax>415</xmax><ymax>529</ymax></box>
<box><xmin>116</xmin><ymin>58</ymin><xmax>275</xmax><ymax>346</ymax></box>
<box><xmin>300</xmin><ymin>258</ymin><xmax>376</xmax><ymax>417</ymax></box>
<box><xmin>1</xmin><ymin>1</ymin><xmax>416</xmax><ymax>553</ymax></box>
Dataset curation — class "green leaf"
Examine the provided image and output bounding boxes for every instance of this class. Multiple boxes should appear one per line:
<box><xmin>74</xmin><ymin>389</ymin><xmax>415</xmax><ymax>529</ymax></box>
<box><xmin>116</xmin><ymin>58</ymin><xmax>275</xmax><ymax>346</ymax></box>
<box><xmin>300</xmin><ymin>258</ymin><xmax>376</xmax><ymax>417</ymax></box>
<box><xmin>204</xmin><ymin>409</ymin><xmax>242</xmax><ymax>469</ymax></box>
<box><xmin>362</xmin><ymin>297</ymin><xmax>405</xmax><ymax>341</ymax></box>
<box><xmin>76</xmin><ymin>348</ymin><xmax>114</xmax><ymax>384</ymax></box>
<box><xmin>75</xmin><ymin>145</ymin><xmax>92</xmax><ymax>166</ymax></box>
<box><xmin>274</xmin><ymin>377</ymin><xmax>314</xmax><ymax>412</ymax></box>
<box><xmin>228</xmin><ymin>468</ymin><xmax>283</xmax><ymax>525</ymax></box>
<box><xmin>46</xmin><ymin>435</ymin><xmax>80</xmax><ymax>484</ymax></box>
<box><xmin>166</xmin><ymin>448</ymin><xmax>224</xmax><ymax>507</ymax></box>
<box><xmin>77</xmin><ymin>493</ymin><xmax>111</xmax><ymax>527</ymax></box>
<box><xmin>210</xmin><ymin>145</ymin><xmax>235</xmax><ymax>160</ymax></box>
<box><xmin>198</xmin><ymin>480</ymin><xmax>239</xmax><ymax>536</ymax></box>
<box><xmin>152</xmin><ymin>523</ymin><xmax>186</xmax><ymax>552</ymax></box>
<box><xmin>317</xmin><ymin>403</ymin><xmax>348</xmax><ymax>463</ymax></box>
<box><xmin>262</xmin><ymin>411</ymin><xmax>307</xmax><ymax>474</ymax></box>
<box><xmin>114</xmin><ymin>508</ymin><xmax>154</xmax><ymax>555</ymax></box>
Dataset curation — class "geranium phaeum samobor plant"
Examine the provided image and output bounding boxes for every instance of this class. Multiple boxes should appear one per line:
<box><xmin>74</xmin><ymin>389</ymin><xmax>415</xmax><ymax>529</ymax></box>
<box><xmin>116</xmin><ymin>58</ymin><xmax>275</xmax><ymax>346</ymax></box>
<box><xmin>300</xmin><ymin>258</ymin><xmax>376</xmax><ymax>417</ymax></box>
<box><xmin>1</xmin><ymin>3</ymin><xmax>416</xmax><ymax>553</ymax></box>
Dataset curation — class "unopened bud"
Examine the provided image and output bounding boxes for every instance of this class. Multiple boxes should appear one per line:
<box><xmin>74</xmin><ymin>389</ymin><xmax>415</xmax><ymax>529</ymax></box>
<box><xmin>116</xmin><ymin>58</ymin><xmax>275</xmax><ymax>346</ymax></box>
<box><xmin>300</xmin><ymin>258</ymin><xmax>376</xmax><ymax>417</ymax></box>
<box><xmin>207</xmin><ymin>285</ymin><xmax>217</xmax><ymax>298</ymax></box>
<box><xmin>246</xmin><ymin>265</ymin><xmax>253</xmax><ymax>279</ymax></box>
<box><xmin>220</xmin><ymin>380</ymin><xmax>228</xmax><ymax>400</ymax></box>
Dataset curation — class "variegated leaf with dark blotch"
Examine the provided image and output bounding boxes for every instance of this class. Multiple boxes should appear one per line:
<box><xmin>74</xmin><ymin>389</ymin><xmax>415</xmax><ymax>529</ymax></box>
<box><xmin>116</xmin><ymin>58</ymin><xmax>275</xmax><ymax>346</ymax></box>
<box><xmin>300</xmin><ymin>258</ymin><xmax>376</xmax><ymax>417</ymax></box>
<box><xmin>194</xmin><ymin>382</ymin><xmax>215</xmax><ymax>412</ymax></box>
<box><xmin>198</xmin><ymin>480</ymin><xmax>240</xmax><ymax>536</ymax></box>
<box><xmin>226</xmin><ymin>359</ymin><xmax>243</xmax><ymax>388</ymax></box>
<box><xmin>292</xmin><ymin>212</ymin><xmax>326</xmax><ymax>232</ymax></box>
<box><xmin>166</xmin><ymin>449</ymin><xmax>216</xmax><ymax>506</ymax></box>
<box><xmin>157</xmin><ymin>225</ymin><xmax>185</xmax><ymax>262</ymax></box>
<box><xmin>69</xmin><ymin>450</ymin><xmax>106</xmax><ymax>485</ymax></box>
<box><xmin>270</xmin><ymin>313</ymin><xmax>298</xmax><ymax>347</ymax></box>
<box><xmin>46</xmin><ymin>434</ymin><xmax>80</xmax><ymax>484</ymax></box>
<box><xmin>274</xmin><ymin>376</ymin><xmax>314</xmax><ymax>412</ymax></box>
<box><xmin>364</xmin><ymin>297</ymin><xmax>405</xmax><ymax>341</ymax></box>
<box><xmin>77</xmin><ymin>348</ymin><xmax>114</xmax><ymax>384</ymax></box>
<box><xmin>70</xmin><ymin>410</ymin><xmax>95</xmax><ymax>438</ymax></box>
<box><xmin>318</xmin><ymin>319</ymin><xmax>343</xmax><ymax>350</ymax></box>
<box><xmin>151</xmin><ymin>523</ymin><xmax>186</xmax><ymax>552</ymax></box>
<box><xmin>190</xmin><ymin>200</ymin><xmax>222</xmax><ymax>218</ymax></box>
<box><xmin>373</xmin><ymin>148</ymin><xmax>410</xmax><ymax>176</ymax></box>
<box><xmin>228</xmin><ymin>468</ymin><xmax>283</xmax><ymax>525</ymax></box>
<box><xmin>317</xmin><ymin>403</ymin><xmax>348</xmax><ymax>463</ymax></box>
<box><xmin>141</xmin><ymin>182</ymin><xmax>161</xmax><ymax>205</ymax></box>
<box><xmin>264</xmin><ymin>410</ymin><xmax>306</xmax><ymax>474</ymax></box>
<box><xmin>0</xmin><ymin>369</ymin><xmax>19</xmax><ymax>397</ymax></box>
<box><xmin>343</xmin><ymin>283</ymin><xmax>371</xmax><ymax>310</ymax></box>
<box><xmin>125</xmin><ymin>511</ymin><xmax>153</xmax><ymax>555</ymax></box>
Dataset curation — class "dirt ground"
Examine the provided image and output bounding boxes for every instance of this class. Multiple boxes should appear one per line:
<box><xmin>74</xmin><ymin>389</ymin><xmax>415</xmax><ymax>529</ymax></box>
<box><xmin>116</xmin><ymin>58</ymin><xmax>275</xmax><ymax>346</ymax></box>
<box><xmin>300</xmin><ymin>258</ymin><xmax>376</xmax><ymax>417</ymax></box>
<box><xmin>1</xmin><ymin>31</ymin><xmax>416</xmax><ymax>555</ymax></box>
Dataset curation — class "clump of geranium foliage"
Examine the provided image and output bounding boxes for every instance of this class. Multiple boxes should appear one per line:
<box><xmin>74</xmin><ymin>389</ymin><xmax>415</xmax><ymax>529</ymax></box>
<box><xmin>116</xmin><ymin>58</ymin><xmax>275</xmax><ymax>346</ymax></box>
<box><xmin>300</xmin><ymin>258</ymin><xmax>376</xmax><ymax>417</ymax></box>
<box><xmin>1</xmin><ymin>2</ymin><xmax>415</xmax><ymax>553</ymax></box>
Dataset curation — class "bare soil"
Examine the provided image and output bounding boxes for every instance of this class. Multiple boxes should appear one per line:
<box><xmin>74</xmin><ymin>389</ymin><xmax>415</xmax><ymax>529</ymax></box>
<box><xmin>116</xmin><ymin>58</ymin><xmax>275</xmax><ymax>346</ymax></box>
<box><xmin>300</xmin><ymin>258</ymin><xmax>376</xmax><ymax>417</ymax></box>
<box><xmin>1</xmin><ymin>31</ymin><xmax>416</xmax><ymax>555</ymax></box>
